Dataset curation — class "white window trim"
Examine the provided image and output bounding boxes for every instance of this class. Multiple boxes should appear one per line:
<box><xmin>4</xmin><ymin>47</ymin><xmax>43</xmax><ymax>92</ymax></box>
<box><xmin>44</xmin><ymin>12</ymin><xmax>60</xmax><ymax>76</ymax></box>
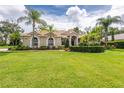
<box><xmin>30</xmin><ymin>36</ymin><xmax>40</xmax><ymax>48</ymax></box>
<box><xmin>46</xmin><ymin>37</ymin><xmax>55</xmax><ymax>46</ymax></box>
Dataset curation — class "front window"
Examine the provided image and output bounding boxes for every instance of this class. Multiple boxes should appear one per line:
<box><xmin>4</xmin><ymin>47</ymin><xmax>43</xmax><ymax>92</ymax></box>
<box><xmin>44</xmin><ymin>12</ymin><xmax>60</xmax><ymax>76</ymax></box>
<box><xmin>32</xmin><ymin>37</ymin><xmax>38</xmax><ymax>47</ymax></box>
<box><xmin>48</xmin><ymin>38</ymin><xmax>54</xmax><ymax>46</ymax></box>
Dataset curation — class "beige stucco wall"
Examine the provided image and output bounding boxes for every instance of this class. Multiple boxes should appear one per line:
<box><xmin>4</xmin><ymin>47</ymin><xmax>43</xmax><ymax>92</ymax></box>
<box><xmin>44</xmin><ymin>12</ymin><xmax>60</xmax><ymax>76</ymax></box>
<box><xmin>21</xmin><ymin>36</ymin><xmax>62</xmax><ymax>47</ymax></box>
<box><xmin>40</xmin><ymin>37</ymin><xmax>47</xmax><ymax>46</ymax></box>
<box><xmin>22</xmin><ymin>37</ymin><xmax>31</xmax><ymax>47</ymax></box>
<box><xmin>54</xmin><ymin>37</ymin><xmax>62</xmax><ymax>46</ymax></box>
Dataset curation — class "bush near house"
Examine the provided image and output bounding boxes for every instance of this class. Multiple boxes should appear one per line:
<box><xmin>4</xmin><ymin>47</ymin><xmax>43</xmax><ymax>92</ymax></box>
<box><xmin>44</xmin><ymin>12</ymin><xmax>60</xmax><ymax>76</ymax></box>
<box><xmin>79</xmin><ymin>42</ymin><xmax>100</xmax><ymax>46</ymax></box>
<box><xmin>0</xmin><ymin>41</ymin><xmax>6</xmax><ymax>46</ymax></box>
<box><xmin>40</xmin><ymin>45</ymin><xmax>65</xmax><ymax>50</ymax></box>
<box><xmin>107</xmin><ymin>40</ymin><xmax>124</xmax><ymax>49</ymax></box>
<box><xmin>40</xmin><ymin>46</ymin><xmax>48</xmax><ymax>50</ymax></box>
<box><xmin>16</xmin><ymin>45</ymin><xmax>31</xmax><ymax>50</ymax></box>
<box><xmin>9</xmin><ymin>45</ymin><xmax>31</xmax><ymax>50</ymax></box>
<box><xmin>70</xmin><ymin>46</ymin><xmax>105</xmax><ymax>53</ymax></box>
<box><xmin>56</xmin><ymin>45</ymin><xmax>65</xmax><ymax>49</ymax></box>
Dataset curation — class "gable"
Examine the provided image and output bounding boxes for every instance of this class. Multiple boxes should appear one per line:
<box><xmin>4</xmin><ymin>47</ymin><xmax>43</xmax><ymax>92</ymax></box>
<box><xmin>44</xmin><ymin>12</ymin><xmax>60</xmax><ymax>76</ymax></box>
<box><xmin>27</xmin><ymin>31</ymin><xmax>41</xmax><ymax>36</ymax></box>
<box><xmin>44</xmin><ymin>32</ymin><xmax>57</xmax><ymax>37</ymax></box>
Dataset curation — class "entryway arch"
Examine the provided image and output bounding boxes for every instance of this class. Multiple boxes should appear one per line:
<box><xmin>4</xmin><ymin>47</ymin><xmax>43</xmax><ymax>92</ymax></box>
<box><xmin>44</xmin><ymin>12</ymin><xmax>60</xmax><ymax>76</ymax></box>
<box><xmin>48</xmin><ymin>37</ymin><xmax>54</xmax><ymax>48</ymax></box>
<box><xmin>32</xmin><ymin>37</ymin><xmax>38</xmax><ymax>48</ymax></box>
<box><xmin>71</xmin><ymin>36</ymin><xmax>77</xmax><ymax>46</ymax></box>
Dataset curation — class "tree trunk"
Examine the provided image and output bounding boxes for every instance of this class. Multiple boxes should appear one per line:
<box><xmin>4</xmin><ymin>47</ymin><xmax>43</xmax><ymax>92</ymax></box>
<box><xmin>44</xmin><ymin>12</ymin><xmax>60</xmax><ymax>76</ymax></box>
<box><xmin>111</xmin><ymin>31</ymin><xmax>115</xmax><ymax>41</ymax></box>
<box><xmin>32</xmin><ymin>20</ymin><xmax>35</xmax><ymax>48</ymax></box>
<box><xmin>104</xmin><ymin>27</ymin><xmax>108</xmax><ymax>47</ymax></box>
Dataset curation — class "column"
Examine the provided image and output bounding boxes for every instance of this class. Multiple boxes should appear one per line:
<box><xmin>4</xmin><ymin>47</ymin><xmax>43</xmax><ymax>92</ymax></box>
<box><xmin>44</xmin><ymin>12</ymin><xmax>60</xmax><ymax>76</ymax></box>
<box><xmin>76</xmin><ymin>37</ymin><xmax>79</xmax><ymax>46</ymax></box>
<box><xmin>69</xmin><ymin>36</ymin><xmax>72</xmax><ymax>46</ymax></box>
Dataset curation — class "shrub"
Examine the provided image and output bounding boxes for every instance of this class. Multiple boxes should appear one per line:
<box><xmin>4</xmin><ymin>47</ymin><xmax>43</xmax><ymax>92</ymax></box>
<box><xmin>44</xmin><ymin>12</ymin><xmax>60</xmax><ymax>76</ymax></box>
<box><xmin>9</xmin><ymin>46</ymin><xmax>17</xmax><ymax>50</ymax></box>
<box><xmin>79</xmin><ymin>42</ymin><xmax>100</xmax><ymax>46</ymax></box>
<box><xmin>52</xmin><ymin>46</ymin><xmax>56</xmax><ymax>50</ymax></box>
<box><xmin>79</xmin><ymin>43</ymin><xmax>88</xmax><ymax>46</ymax></box>
<box><xmin>64</xmin><ymin>48</ymin><xmax>70</xmax><ymax>51</ymax></box>
<box><xmin>15</xmin><ymin>45</ymin><xmax>31</xmax><ymax>50</ymax></box>
<box><xmin>107</xmin><ymin>40</ymin><xmax>124</xmax><ymax>49</ymax></box>
<box><xmin>47</xmin><ymin>46</ymin><xmax>65</xmax><ymax>50</ymax></box>
<box><xmin>0</xmin><ymin>41</ymin><xmax>6</xmax><ymax>46</ymax></box>
<box><xmin>70</xmin><ymin>46</ymin><xmax>105</xmax><ymax>53</ymax></box>
<box><xmin>65</xmin><ymin>39</ymin><xmax>69</xmax><ymax>48</ymax></box>
<box><xmin>57</xmin><ymin>45</ymin><xmax>65</xmax><ymax>49</ymax></box>
<box><xmin>40</xmin><ymin>46</ymin><xmax>48</xmax><ymax>50</ymax></box>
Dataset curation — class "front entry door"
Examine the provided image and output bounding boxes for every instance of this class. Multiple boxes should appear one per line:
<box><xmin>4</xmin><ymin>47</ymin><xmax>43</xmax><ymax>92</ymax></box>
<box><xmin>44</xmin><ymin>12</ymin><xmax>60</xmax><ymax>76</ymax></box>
<box><xmin>32</xmin><ymin>37</ymin><xmax>38</xmax><ymax>48</ymax></box>
<box><xmin>48</xmin><ymin>38</ymin><xmax>54</xmax><ymax>48</ymax></box>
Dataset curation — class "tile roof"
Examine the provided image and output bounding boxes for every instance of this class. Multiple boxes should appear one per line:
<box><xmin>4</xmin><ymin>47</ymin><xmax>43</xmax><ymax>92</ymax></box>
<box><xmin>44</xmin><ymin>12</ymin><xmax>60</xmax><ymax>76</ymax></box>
<box><xmin>21</xmin><ymin>30</ymin><xmax>80</xmax><ymax>37</ymax></box>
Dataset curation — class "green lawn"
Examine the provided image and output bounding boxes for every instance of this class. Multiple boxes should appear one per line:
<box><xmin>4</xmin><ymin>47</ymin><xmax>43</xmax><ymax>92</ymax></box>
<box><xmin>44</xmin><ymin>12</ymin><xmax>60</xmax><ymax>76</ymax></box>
<box><xmin>0</xmin><ymin>45</ymin><xmax>15</xmax><ymax>49</ymax></box>
<box><xmin>0</xmin><ymin>50</ymin><xmax>124</xmax><ymax>88</ymax></box>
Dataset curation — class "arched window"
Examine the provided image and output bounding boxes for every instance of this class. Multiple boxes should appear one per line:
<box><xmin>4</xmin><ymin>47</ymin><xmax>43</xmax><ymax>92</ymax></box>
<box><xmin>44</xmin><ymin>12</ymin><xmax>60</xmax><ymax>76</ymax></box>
<box><xmin>48</xmin><ymin>38</ymin><xmax>54</xmax><ymax>46</ymax></box>
<box><xmin>71</xmin><ymin>36</ymin><xmax>76</xmax><ymax>46</ymax></box>
<box><xmin>32</xmin><ymin>37</ymin><xmax>38</xmax><ymax>48</ymax></box>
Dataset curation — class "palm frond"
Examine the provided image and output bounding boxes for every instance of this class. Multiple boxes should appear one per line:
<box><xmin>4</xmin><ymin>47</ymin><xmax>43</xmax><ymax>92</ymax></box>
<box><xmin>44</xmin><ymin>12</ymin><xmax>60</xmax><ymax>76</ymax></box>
<box><xmin>17</xmin><ymin>16</ymin><xmax>30</xmax><ymax>23</ymax></box>
<box><xmin>36</xmin><ymin>19</ymin><xmax>47</xmax><ymax>26</ymax></box>
<box><xmin>25</xmin><ymin>20</ymin><xmax>32</xmax><ymax>25</ymax></box>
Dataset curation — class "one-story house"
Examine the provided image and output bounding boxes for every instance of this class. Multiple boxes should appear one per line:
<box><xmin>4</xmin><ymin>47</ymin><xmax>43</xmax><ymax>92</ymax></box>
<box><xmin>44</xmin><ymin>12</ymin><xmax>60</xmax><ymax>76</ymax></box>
<box><xmin>21</xmin><ymin>29</ymin><xmax>80</xmax><ymax>48</ymax></box>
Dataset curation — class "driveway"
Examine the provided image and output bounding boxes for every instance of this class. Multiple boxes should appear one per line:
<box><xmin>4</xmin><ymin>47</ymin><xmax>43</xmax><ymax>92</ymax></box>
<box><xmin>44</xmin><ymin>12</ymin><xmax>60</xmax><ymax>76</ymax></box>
<box><xmin>0</xmin><ymin>48</ymin><xmax>8</xmax><ymax>52</ymax></box>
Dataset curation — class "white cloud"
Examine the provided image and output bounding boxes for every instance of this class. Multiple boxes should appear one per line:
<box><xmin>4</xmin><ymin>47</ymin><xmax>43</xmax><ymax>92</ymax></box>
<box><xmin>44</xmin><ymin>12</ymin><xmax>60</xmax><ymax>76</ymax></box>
<box><xmin>0</xmin><ymin>5</ymin><xmax>124</xmax><ymax>33</ymax></box>
<box><xmin>42</xmin><ymin>14</ymin><xmax>75</xmax><ymax>30</ymax></box>
<box><xmin>66</xmin><ymin>6</ymin><xmax>87</xmax><ymax>27</ymax></box>
<box><xmin>42</xmin><ymin>6</ymin><xmax>90</xmax><ymax>31</ymax></box>
<box><xmin>104</xmin><ymin>5</ymin><xmax>124</xmax><ymax>17</ymax></box>
<box><xmin>0</xmin><ymin>5</ymin><xmax>32</xmax><ymax>32</ymax></box>
<box><xmin>42</xmin><ymin>6</ymin><xmax>111</xmax><ymax>31</ymax></box>
<box><xmin>0</xmin><ymin>5</ymin><xmax>26</xmax><ymax>19</ymax></box>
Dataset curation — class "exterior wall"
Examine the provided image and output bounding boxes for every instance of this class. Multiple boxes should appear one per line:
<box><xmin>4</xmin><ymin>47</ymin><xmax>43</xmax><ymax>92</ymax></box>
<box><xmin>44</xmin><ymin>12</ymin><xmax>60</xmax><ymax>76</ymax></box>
<box><xmin>22</xmin><ymin>37</ymin><xmax>31</xmax><ymax>47</ymax></box>
<box><xmin>21</xmin><ymin>36</ymin><xmax>62</xmax><ymax>48</ymax></box>
<box><xmin>54</xmin><ymin>37</ymin><xmax>62</xmax><ymax>46</ymax></box>
<box><xmin>45</xmin><ymin>37</ymin><xmax>62</xmax><ymax>47</ymax></box>
<box><xmin>40</xmin><ymin>37</ymin><xmax>47</xmax><ymax>46</ymax></box>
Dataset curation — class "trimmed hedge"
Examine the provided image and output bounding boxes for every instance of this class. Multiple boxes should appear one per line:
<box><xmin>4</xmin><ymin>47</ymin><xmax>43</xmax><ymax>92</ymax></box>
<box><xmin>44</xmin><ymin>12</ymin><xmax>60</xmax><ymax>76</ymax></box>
<box><xmin>70</xmin><ymin>46</ymin><xmax>105</xmax><ymax>53</ymax></box>
<box><xmin>10</xmin><ymin>45</ymin><xmax>31</xmax><ymax>50</ymax></box>
<box><xmin>16</xmin><ymin>45</ymin><xmax>31</xmax><ymax>50</ymax></box>
<box><xmin>0</xmin><ymin>41</ymin><xmax>6</xmax><ymax>46</ymax></box>
<box><xmin>40</xmin><ymin>46</ymin><xmax>65</xmax><ymax>50</ymax></box>
<box><xmin>107</xmin><ymin>40</ymin><xmax>124</xmax><ymax>49</ymax></box>
<box><xmin>40</xmin><ymin>46</ymin><xmax>48</xmax><ymax>50</ymax></box>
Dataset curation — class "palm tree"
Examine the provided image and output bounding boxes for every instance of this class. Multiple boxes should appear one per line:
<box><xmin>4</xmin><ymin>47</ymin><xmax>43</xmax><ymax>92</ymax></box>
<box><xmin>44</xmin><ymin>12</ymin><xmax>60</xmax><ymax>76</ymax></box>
<box><xmin>96</xmin><ymin>15</ymin><xmax>122</xmax><ymax>46</ymax></box>
<box><xmin>47</xmin><ymin>24</ymin><xmax>55</xmax><ymax>38</ymax></box>
<box><xmin>38</xmin><ymin>25</ymin><xmax>48</xmax><ymax>31</ymax></box>
<box><xmin>109</xmin><ymin>27</ymin><xmax>118</xmax><ymax>41</ymax></box>
<box><xmin>17</xmin><ymin>9</ymin><xmax>47</xmax><ymax>48</ymax></box>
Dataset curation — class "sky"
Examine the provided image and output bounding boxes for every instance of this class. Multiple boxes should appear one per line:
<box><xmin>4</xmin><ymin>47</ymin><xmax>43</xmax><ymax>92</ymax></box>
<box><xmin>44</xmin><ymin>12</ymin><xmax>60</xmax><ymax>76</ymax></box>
<box><xmin>0</xmin><ymin>5</ymin><xmax>124</xmax><ymax>32</ymax></box>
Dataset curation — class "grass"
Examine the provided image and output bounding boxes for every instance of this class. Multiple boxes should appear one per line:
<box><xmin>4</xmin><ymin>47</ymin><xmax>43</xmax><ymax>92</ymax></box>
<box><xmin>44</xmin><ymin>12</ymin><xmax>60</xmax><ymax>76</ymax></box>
<box><xmin>0</xmin><ymin>45</ymin><xmax>15</xmax><ymax>49</ymax></box>
<box><xmin>0</xmin><ymin>49</ymin><xmax>124</xmax><ymax>88</ymax></box>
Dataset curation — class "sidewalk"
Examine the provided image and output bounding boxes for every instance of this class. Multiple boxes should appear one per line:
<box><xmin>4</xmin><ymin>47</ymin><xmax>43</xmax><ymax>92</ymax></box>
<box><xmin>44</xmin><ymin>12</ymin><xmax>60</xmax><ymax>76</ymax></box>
<box><xmin>0</xmin><ymin>48</ymin><xmax>8</xmax><ymax>52</ymax></box>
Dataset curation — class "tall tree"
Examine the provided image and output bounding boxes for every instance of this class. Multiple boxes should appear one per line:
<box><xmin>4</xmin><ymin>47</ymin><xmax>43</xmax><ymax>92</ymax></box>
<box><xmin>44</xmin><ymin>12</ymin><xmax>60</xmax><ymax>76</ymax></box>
<box><xmin>109</xmin><ymin>27</ymin><xmax>118</xmax><ymax>41</ymax></box>
<box><xmin>47</xmin><ymin>24</ymin><xmax>55</xmax><ymax>38</ymax></box>
<box><xmin>17</xmin><ymin>9</ymin><xmax>47</xmax><ymax>48</ymax></box>
<box><xmin>91</xmin><ymin>26</ymin><xmax>104</xmax><ymax>41</ymax></box>
<box><xmin>0</xmin><ymin>21</ymin><xmax>12</xmax><ymax>44</ymax></box>
<box><xmin>38</xmin><ymin>25</ymin><xmax>48</xmax><ymax>31</ymax></box>
<box><xmin>10</xmin><ymin>32</ymin><xmax>21</xmax><ymax>45</ymax></box>
<box><xmin>96</xmin><ymin>15</ymin><xmax>123</xmax><ymax>46</ymax></box>
<box><xmin>0</xmin><ymin>20</ymin><xmax>23</xmax><ymax>45</ymax></box>
<box><xmin>84</xmin><ymin>26</ymin><xmax>91</xmax><ymax>34</ymax></box>
<box><xmin>73</xmin><ymin>27</ymin><xmax>81</xmax><ymax>34</ymax></box>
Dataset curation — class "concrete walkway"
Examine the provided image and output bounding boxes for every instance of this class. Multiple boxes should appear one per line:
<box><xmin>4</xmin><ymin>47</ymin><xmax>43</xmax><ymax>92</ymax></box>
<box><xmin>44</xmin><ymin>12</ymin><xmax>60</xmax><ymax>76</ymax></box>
<box><xmin>0</xmin><ymin>48</ymin><xmax>8</xmax><ymax>52</ymax></box>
